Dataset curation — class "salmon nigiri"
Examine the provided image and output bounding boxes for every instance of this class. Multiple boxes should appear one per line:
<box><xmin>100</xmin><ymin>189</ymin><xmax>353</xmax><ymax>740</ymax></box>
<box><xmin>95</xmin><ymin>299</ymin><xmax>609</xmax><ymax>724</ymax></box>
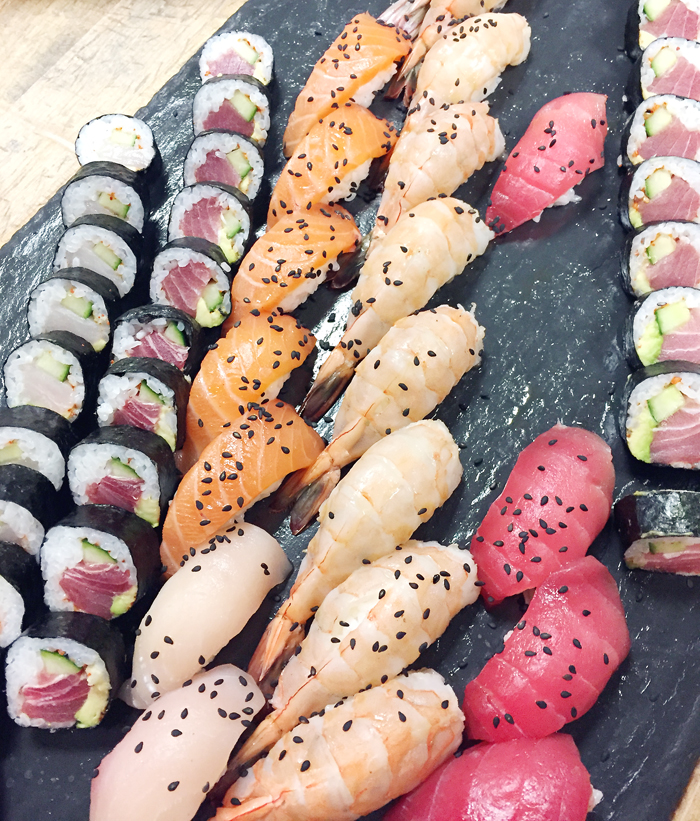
<box><xmin>179</xmin><ymin>310</ymin><xmax>315</xmax><ymax>471</ymax></box>
<box><xmin>161</xmin><ymin>401</ymin><xmax>324</xmax><ymax>575</ymax></box>
<box><xmin>227</xmin><ymin>204</ymin><xmax>360</xmax><ymax>322</ymax></box>
<box><xmin>282</xmin><ymin>13</ymin><xmax>411</xmax><ymax>157</ymax></box>
<box><xmin>268</xmin><ymin>102</ymin><xmax>398</xmax><ymax>227</ymax></box>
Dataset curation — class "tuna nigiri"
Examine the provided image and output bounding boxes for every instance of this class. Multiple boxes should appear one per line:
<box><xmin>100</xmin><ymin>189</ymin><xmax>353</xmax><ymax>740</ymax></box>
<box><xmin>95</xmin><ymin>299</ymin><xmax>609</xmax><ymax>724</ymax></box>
<box><xmin>469</xmin><ymin>423</ymin><xmax>615</xmax><ymax>605</ymax></box>
<box><xmin>486</xmin><ymin>93</ymin><xmax>608</xmax><ymax>234</ymax></box>
<box><xmin>160</xmin><ymin>401</ymin><xmax>324</xmax><ymax>575</ymax></box>
<box><xmin>282</xmin><ymin>13</ymin><xmax>411</xmax><ymax>157</ymax></box>
<box><xmin>267</xmin><ymin>102</ymin><xmax>397</xmax><ymax>227</ymax></box>
<box><xmin>462</xmin><ymin>556</ymin><xmax>631</xmax><ymax>742</ymax></box>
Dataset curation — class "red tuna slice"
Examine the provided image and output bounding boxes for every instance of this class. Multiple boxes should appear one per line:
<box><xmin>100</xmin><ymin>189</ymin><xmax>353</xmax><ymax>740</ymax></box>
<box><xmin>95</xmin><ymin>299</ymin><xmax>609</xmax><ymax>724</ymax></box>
<box><xmin>384</xmin><ymin>734</ymin><xmax>593</xmax><ymax>821</ymax></box>
<box><xmin>638</xmin><ymin>176</ymin><xmax>700</xmax><ymax>224</ymax></box>
<box><xmin>643</xmin><ymin>1</ymin><xmax>700</xmax><ymax>41</ymax></box>
<box><xmin>194</xmin><ymin>150</ymin><xmax>241</xmax><ymax>188</ymax></box>
<box><xmin>202</xmin><ymin>99</ymin><xmax>255</xmax><ymax>137</ymax></box>
<box><xmin>113</xmin><ymin>397</ymin><xmax>162</xmax><ymax>433</ymax></box>
<box><xmin>659</xmin><ymin>306</ymin><xmax>700</xmax><ymax>363</ymax></box>
<box><xmin>161</xmin><ymin>259</ymin><xmax>212</xmax><ymax>316</ymax></box>
<box><xmin>647</xmin><ymin>241</ymin><xmax>700</xmax><ymax>289</ymax></box>
<box><xmin>21</xmin><ymin>668</ymin><xmax>90</xmax><ymax>723</ymax></box>
<box><xmin>486</xmin><ymin>93</ymin><xmax>607</xmax><ymax>234</ymax></box>
<box><xmin>59</xmin><ymin>560</ymin><xmax>134</xmax><ymax>620</ymax></box>
<box><xmin>469</xmin><ymin>424</ymin><xmax>614</xmax><ymax>605</ymax></box>
<box><xmin>639</xmin><ymin>117</ymin><xmax>700</xmax><ymax>162</ymax></box>
<box><xmin>86</xmin><ymin>475</ymin><xmax>144</xmax><ymax>513</ymax></box>
<box><xmin>462</xmin><ymin>556</ymin><xmax>631</xmax><ymax>742</ymax></box>
<box><xmin>649</xmin><ymin>55</ymin><xmax>700</xmax><ymax>100</ymax></box>
<box><xmin>178</xmin><ymin>197</ymin><xmax>224</xmax><ymax>247</ymax></box>
<box><xmin>207</xmin><ymin>53</ymin><xmax>255</xmax><ymax>79</ymax></box>
<box><xmin>649</xmin><ymin>397</ymin><xmax>700</xmax><ymax>465</ymax></box>
<box><xmin>626</xmin><ymin>538</ymin><xmax>700</xmax><ymax>574</ymax></box>
<box><xmin>131</xmin><ymin>331</ymin><xmax>188</xmax><ymax>371</ymax></box>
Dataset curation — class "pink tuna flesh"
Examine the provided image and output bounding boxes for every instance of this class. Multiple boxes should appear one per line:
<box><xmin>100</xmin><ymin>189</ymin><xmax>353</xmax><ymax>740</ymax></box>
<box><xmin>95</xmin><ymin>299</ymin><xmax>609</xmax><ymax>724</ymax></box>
<box><xmin>643</xmin><ymin>0</ymin><xmax>700</xmax><ymax>40</ymax></box>
<box><xmin>161</xmin><ymin>260</ymin><xmax>213</xmax><ymax>316</ymax></box>
<box><xmin>17</xmin><ymin>363</ymin><xmax>78</xmax><ymax>420</ymax></box>
<box><xmin>638</xmin><ymin>176</ymin><xmax>700</xmax><ymax>224</ymax></box>
<box><xmin>59</xmin><ymin>560</ymin><xmax>134</xmax><ymax>619</ymax></box>
<box><xmin>113</xmin><ymin>397</ymin><xmax>163</xmax><ymax>433</ymax></box>
<box><xmin>195</xmin><ymin>150</ymin><xmax>242</xmax><ymax>188</ymax></box>
<box><xmin>207</xmin><ymin>52</ymin><xmax>256</xmax><ymax>78</ymax></box>
<box><xmin>178</xmin><ymin>197</ymin><xmax>223</xmax><ymax>247</ymax></box>
<box><xmin>648</xmin><ymin>54</ymin><xmax>700</xmax><ymax>101</ymax></box>
<box><xmin>21</xmin><ymin>668</ymin><xmax>90</xmax><ymax>724</ymax></box>
<box><xmin>647</xmin><ymin>241</ymin><xmax>700</xmax><ymax>289</ymax></box>
<box><xmin>639</xmin><ymin>117</ymin><xmax>700</xmax><ymax>162</ymax></box>
<box><xmin>86</xmin><ymin>475</ymin><xmax>144</xmax><ymax>513</ymax></box>
<box><xmin>626</xmin><ymin>537</ymin><xmax>700</xmax><ymax>574</ymax></box>
<box><xmin>202</xmin><ymin>99</ymin><xmax>255</xmax><ymax>137</ymax></box>
<box><xmin>659</xmin><ymin>306</ymin><xmax>700</xmax><ymax>364</ymax></box>
<box><xmin>131</xmin><ymin>331</ymin><xmax>188</xmax><ymax>370</ymax></box>
<box><xmin>650</xmin><ymin>397</ymin><xmax>700</xmax><ymax>466</ymax></box>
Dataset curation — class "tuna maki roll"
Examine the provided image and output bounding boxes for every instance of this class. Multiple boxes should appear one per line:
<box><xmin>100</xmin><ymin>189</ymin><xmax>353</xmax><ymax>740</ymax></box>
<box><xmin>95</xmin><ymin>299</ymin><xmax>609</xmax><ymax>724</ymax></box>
<box><xmin>622</xmin><ymin>220</ymin><xmax>700</xmax><ymax>296</ymax></box>
<box><xmin>630</xmin><ymin>37</ymin><xmax>700</xmax><ymax>108</ymax></box>
<box><xmin>626</xmin><ymin>286</ymin><xmax>700</xmax><ymax>367</ymax></box>
<box><xmin>193</xmin><ymin>75</ymin><xmax>270</xmax><ymax>146</ymax></box>
<box><xmin>41</xmin><ymin>505</ymin><xmax>159</xmax><ymax>620</ymax></box>
<box><xmin>621</xmin><ymin>156</ymin><xmax>700</xmax><ymax>230</ymax></box>
<box><xmin>5</xmin><ymin>611</ymin><xmax>126</xmax><ymax>729</ymax></box>
<box><xmin>183</xmin><ymin>131</ymin><xmax>264</xmax><ymax>200</ymax></box>
<box><xmin>0</xmin><ymin>464</ymin><xmax>60</xmax><ymax>556</ymax></box>
<box><xmin>75</xmin><ymin>114</ymin><xmax>160</xmax><ymax>179</ymax></box>
<box><xmin>0</xmin><ymin>542</ymin><xmax>43</xmax><ymax>648</ymax></box>
<box><xmin>626</xmin><ymin>0</ymin><xmax>700</xmax><ymax>61</ymax></box>
<box><xmin>199</xmin><ymin>31</ymin><xmax>274</xmax><ymax>85</ymax></box>
<box><xmin>624</xmin><ymin>95</ymin><xmax>700</xmax><ymax>166</ymax></box>
<box><xmin>96</xmin><ymin>358</ymin><xmax>190</xmax><ymax>451</ymax></box>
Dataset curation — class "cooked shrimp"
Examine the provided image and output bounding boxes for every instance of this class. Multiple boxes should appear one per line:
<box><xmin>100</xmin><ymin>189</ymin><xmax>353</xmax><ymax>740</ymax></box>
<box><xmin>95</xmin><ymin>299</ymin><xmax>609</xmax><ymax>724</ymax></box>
<box><xmin>231</xmin><ymin>540</ymin><xmax>478</xmax><ymax>769</ymax></box>
<box><xmin>374</xmin><ymin>98</ymin><xmax>504</xmax><ymax>234</ymax></box>
<box><xmin>216</xmin><ymin>669</ymin><xmax>464</xmax><ymax>821</ymax></box>
<box><xmin>300</xmin><ymin>197</ymin><xmax>491</xmax><ymax>422</ymax></box>
<box><xmin>247</xmin><ymin>419</ymin><xmax>462</xmax><ymax>687</ymax></box>
<box><xmin>277</xmin><ymin>304</ymin><xmax>483</xmax><ymax>526</ymax></box>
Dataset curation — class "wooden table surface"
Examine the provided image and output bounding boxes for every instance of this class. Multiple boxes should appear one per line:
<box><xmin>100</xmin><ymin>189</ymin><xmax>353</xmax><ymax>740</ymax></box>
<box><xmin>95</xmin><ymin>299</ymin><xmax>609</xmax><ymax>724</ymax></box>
<box><xmin>0</xmin><ymin>0</ymin><xmax>247</xmax><ymax>247</ymax></box>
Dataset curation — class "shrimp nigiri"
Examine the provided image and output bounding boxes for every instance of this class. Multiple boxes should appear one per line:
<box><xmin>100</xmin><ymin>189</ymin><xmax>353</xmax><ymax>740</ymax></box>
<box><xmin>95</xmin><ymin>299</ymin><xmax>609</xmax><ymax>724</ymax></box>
<box><xmin>301</xmin><ymin>197</ymin><xmax>491</xmax><ymax>422</ymax></box>
<box><xmin>216</xmin><ymin>669</ymin><xmax>464</xmax><ymax>821</ymax></box>
<box><xmin>282</xmin><ymin>13</ymin><xmax>411</xmax><ymax>157</ymax></box>
<box><xmin>268</xmin><ymin>103</ymin><xmax>397</xmax><ymax>228</ymax></box>
<box><xmin>279</xmin><ymin>304</ymin><xmax>483</xmax><ymax>530</ymax></box>
<box><xmin>248</xmin><ymin>419</ymin><xmax>462</xmax><ymax>687</ymax></box>
<box><xmin>161</xmin><ymin>401</ymin><xmax>324</xmax><ymax>575</ymax></box>
<box><xmin>231</xmin><ymin>540</ymin><xmax>478</xmax><ymax>769</ymax></box>
<box><xmin>179</xmin><ymin>310</ymin><xmax>315</xmax><ymax>471</ymax></box>
<box><xmin>227</xmin><ymin>204</ymin><xmax>360</xmax><ymax>323</ymax></box>
<box><xmin>374</xmin><ymin>97</ymin><xmax>504</xmax><ymax>235</ymax></box>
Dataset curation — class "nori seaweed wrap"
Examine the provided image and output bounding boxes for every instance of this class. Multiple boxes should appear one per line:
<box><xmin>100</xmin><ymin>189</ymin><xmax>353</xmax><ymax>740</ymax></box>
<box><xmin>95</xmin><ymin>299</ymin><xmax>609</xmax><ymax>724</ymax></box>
<box><xmin>0</xmin><ymin>541</ymin><xmax>43</xmax><ymax>647</ymax></box>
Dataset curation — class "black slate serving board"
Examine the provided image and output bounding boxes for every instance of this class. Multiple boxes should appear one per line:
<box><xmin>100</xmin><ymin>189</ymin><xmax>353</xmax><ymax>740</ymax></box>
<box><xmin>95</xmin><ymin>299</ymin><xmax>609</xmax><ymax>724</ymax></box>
<box><xmin>2</xmin><ymin>0</ymin><xmax>699</xmax><ymax>819</ymax></box>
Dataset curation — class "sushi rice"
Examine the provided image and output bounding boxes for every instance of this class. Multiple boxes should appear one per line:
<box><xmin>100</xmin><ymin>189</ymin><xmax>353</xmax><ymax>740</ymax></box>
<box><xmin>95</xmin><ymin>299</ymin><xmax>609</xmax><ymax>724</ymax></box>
<box><xmin>76</xmin><ymin>114</ymin><xmax>157</xmax><ymax>174</ymax></box>
<box><xmin>193</xmin><ymin>77</ymin><xmax>270</xmax><ymax>145</ymax></box>
<box><xmin>199</xmin><ymin>31</ymin><xmax>273</xmax><ymax>85</ymax></box>
<box><xmin>61</xmin><ymin>174</ymin><xmax>146</xmax><ymax>233</ymax></box>
<box><xmin>0</xmin><ymin>426</ymin><xmax>65</xmax><ymax>490</ymax></box>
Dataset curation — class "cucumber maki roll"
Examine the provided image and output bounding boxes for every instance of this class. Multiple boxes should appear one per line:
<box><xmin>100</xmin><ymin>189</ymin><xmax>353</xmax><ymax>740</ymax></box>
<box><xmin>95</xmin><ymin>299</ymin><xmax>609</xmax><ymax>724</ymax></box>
<box><xmin>193</xmin><ymin>75</ymin><xmax>270</xmax><ymax>146</ymax></box>
<box><xmin>0</xmin><ymin>464</ymin><xmax>60</xmax><ymax>556</ymax></box>
<box><xmin>54</xmin><ymin>215</ymin><xmax>143</xmax><ymax>297</ymax></box>
<box><xmin>629</xmin><ymin>37</ymin><xmax>700</xmax><ymax>110</ymax></box>
<box><xmin>184</xmin><ymin>131</ymin><xmax>264</xmax><ymax>200</ymax></box>
<box><xmin>625</xmin><ymin>286</ymin><xmax>700</xmax><ymax>367</ymax></box>
<box><xmin>626</xmin><ymin>0</ymin><xmax>700</xmax><ymax>61</ymax></box>
<box><xmin>622</xmin><ymin>220</ymin><xmax>700</xmax><ymax>296</ymax></box>
<box><xmin>67</xmin><ymin>426</ymin><xmax>178</xmax><ymax>527</ymax></box>
<box><xmin>5</xmin><ymin>611</ymin><xmax>126</xmax><ymax>729</ymax></box>
<box><xmin>28</xmin><ymin>268</ymin><xmax>120</xmax><ymax>353</ymax></box>
<box><xmin>0</xmin><ymin>542</ymin><xmax>43</xmax><ymax>648</ymax></box>
<box><xmin>620</xmin><ymin>156</ymin><xmax>700</xmax><ymax>231</ymax></box>
<box><xmin>624</xmin><ymin>95</ymin><xmax>700</xmax><ymax>167</ymax></box>
<box><xmin>61</xmin><ymin>161</ymin><xmax>148</xmax><ymax>233</ymax></box>
<box><xmin>111</xmin><ymin>304</ymin><xmax>205</xmax><ymax>378</ymax></box>
<box><xmin>96</xmin><ymin>358</ymin><xmax>190</xmax><ymax>451</ymax></box>
<box><xmin>199</xmin><ymin>31</ymin><xmax>274</xmax><ymax>85</ymax></box>
<box><xmin>150</xmin><ymin>238</ymin><xmax>233</xmax><ymax>329</ymax></box>
<box><xmin>75</xmin><ymin>114</ymin><xmax>161</xmax><ymax>180</ymax></box>
<box><xmin>41</xmin><ymin>505</ymin><xmax>159</xmax><ymax>620</ymax></box>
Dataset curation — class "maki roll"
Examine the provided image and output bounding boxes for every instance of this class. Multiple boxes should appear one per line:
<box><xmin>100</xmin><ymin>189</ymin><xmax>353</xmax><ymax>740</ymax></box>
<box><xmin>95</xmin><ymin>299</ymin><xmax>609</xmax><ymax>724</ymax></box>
<box><xmin>183</xmin><ymin>131</ymin><xmax>264</xmax><ymax>200</ymax></box>
<box><xmin>616</xmin><ymin>489</ymin><xmax>700</xmax><ymax>574</ymax></box>
<box><xmin>111</xmin><ymin>304</ymin><xmax>204</xmax><ymax>378</ymax></box>
<box><xmin>5</xmin><ymin>611</ymin><xmax>126</xmax><ymax>729</ymax></box>
<box><xmin>199</xmin><ymin>31</ymin><xmax>274</xmax><ymax>85</ymax></box>
<box><xmin>61</xmin><ymin>161</ymin><xmax>148</xmax><ymax>233</ymax></box>
<box><xmin>4</xmin><ymin>331</ymin><xmax>101</xmax><ymax>424</ymax></box>
<box><xmin>624</xmin><ymin>95</ymin><xmax>700</xmax><ymax>166</ymax></box>
<box><xmin>53</xmin><ymin>215</ymin><xmax>143</xmax><ymax>297</ymax></box>
<box><xmin>41</xmin><ymin>505</ymin><xmax>159</xmax><ymax>620</ymax></box>
<box><xmin>75</xmin><ymin>114</ymin><xmax>160</xmax><ymax>179</ymax></box>
<box><xmin>96</xmin><ymin>358</ymin><xmax>190</xmax><ymax>451</ymax></box>
<box><xmin>622</xmin><ymin>221</ymin><xmax>700</xmax><ymax>296</ymax></box>
<box><xmin>0</xmin><ymin>465</ymin><xmax>59</xmax><ymax>556</ymax></box>
<box><xmin>622</xmin><ymin>361</ymin><xmax>700</xmax><ymax>467</ymax></box>
<box><xmin>630</xmin><ymin>37</ymin><xmax>700</xmax><ymax>108</ymax></box>
<box><xmin>626</xmin><ymin>0</ymin><xmax>700</xmax><ymax>61</ymax></box>
<box><xmin>168</xmin><ymin>183</ymin><xmax>251</xmax><ymax>266</ymax></box>
<box><xmin>150</xmin><ymin>238</ymin><xmax>233</xmax><ymax>328</ymax></box>
<box><xmin>626</xmin><ymin>286</ymin><xmax>700</xmax><ymax>367</ymax></box>
<box><xmin>193</xmin><ymin>75</ymin><xmax>270</xmax><ymax>145</ymax></box>
<box><xmin>67</xmin><ymin>426</ymin><xmax>178</xmax><ymax>527</ymax></box>
<box><xmin>0</xmin><ymin>542</ymin><xmax>43</xmax><ymax>648</ymax></box>
<box><xmin>620</xmin><ymin>156</ymin><xmax>700</xmax><ymax>231</ymax></box>
<box><xmin>28</xmin><ymin>268</ymin><xmax>119</xmax><ymax>353</ymax></box>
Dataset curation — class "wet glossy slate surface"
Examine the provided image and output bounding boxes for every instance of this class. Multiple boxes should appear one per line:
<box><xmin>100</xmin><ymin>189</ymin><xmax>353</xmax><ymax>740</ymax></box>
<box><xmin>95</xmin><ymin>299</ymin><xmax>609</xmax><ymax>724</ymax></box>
<box><xmin>1</xmin><ymin>0</ymin><xmax>699</xmax><ymax>818</ymax></box>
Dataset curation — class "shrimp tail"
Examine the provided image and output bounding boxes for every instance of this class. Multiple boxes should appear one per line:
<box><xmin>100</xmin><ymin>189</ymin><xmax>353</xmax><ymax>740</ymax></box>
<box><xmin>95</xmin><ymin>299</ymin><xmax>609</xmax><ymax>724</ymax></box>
<box><xmin>247</xmin><ymin>605</ymin><xmax>306</xmax><ymax>691</ymax></box>
<box><xmin>229</xmin><ymin>711</ymin><xmax>288</xmax><ymax>773</ymax></box>
<box><xmin>327</xmin><ymin>232</ymin><xmax>371</xmax><ymax>290</ymax></box>
<box><xmin>378</xmin><ymin>0</ymin><xmax>431</xmax><ymax>38</ymax></box>
<box><xmin>289</xmin><ymin>469</ymin><xmax>341</xmax><ymax>535</ymax></box>
<box><xmin>271</xmin><ymin>450</ymin><xmax>340</xmax><ymax>515</ymax></box>
<box><xmin>300</xmin><ymin>350</ymin><xmax>356</xmax><ymax>423</ymax></box>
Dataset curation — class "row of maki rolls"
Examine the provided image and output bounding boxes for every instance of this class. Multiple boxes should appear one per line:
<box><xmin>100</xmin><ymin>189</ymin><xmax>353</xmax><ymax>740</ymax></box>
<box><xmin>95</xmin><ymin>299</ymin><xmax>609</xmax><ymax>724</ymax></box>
<box><xmin>612</xmin><ymin>0</ymin><xmax>700</xmax><ymax>581</ymax></box>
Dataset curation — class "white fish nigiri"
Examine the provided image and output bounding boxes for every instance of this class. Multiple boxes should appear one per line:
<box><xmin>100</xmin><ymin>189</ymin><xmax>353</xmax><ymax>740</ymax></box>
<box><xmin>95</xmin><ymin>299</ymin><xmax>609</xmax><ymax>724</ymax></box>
<box><xmin>91</xmin><ymin>665</ymin><xmax>264</xmax><ymax>821</ymax></box>
<box><xmin>124</xmin><ymin>524</ymin><xmax>291</xmax><ymax>709</ymax></box>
